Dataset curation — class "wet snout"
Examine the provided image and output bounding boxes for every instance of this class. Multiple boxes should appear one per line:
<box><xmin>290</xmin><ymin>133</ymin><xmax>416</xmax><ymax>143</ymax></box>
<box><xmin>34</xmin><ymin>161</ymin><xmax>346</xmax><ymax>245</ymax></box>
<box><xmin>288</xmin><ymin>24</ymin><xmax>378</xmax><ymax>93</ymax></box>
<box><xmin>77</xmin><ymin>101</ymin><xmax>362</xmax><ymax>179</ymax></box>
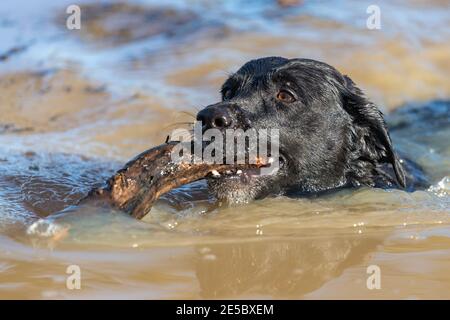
<box><xmin>196</xmin><ymin>102</ymin><xmax>240</xmax><ymax>132</ymax></box>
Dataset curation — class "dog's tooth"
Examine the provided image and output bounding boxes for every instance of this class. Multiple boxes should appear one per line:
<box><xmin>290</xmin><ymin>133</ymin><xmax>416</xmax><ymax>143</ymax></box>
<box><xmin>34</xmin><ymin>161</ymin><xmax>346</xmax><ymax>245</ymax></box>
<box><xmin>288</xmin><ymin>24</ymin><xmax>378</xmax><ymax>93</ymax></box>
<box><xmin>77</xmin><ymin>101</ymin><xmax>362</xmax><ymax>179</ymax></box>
<box><xmin>211</xmin><ymin>170</ymin><xmax>221</xmax><ymax>177</ymax></box>
<box><xmin>226</xmin><ymin>170</ymin><xmax>232</xmax><ymax>175</ymax></box>
<box><xmin>268</xmin><ymin>157</ymin><xmax>274</xmax><ymax>164</ymax></box>
<box><xmin>237</xmin><ymin>170</ymin><xmax>242</xmax><ymax>175</ymax></box>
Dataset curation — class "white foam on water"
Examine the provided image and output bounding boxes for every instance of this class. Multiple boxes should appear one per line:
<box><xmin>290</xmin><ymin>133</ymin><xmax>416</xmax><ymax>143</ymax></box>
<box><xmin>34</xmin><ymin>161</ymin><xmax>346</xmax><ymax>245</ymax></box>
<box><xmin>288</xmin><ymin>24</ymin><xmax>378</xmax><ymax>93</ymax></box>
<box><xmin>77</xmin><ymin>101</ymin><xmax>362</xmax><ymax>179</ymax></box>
<box><xmin>26</xmin><ymin>219</ymin><xmax>65</xmax><ymax>238</ymax></box>
<box><xmin>428</xmin><ymin>176</ymin><xmax>450</xmax><ymax>197</ymax></box>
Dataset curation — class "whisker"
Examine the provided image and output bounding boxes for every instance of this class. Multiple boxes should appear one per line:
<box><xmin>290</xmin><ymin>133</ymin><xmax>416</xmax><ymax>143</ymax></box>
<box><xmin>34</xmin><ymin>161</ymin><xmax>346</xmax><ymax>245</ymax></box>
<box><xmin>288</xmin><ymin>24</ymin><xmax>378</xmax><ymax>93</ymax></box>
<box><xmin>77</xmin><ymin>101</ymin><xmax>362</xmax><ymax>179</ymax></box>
<box><xmin>217</xmin><ymin>68</ymin><xmax>234</xmax><ymax>77</ymax></box>
<box><xmin>169</xmin><ymin>128</ymin><xmax>195</xmax><ymax>142</ymax></box>
<box><xmin>178</xmin><ymin>110</ymin><xmax>197</xmax><ymax>119</ymax></box>
<box><xmin>161</xmin><ymin>122</ymin><xmax>195</xmax><ymax>131</ymax></box>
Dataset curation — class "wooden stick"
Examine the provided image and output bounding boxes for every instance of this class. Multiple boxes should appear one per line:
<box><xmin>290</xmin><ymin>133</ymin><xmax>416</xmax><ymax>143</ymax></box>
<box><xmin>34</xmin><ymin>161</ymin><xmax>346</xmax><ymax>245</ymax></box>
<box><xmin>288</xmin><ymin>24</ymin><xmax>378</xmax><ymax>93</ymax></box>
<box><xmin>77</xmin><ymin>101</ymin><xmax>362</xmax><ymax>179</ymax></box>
<box><xmin>82</xmin><ymin>141</ymin><xmax>265</xmax><ymax>219</ymax></box>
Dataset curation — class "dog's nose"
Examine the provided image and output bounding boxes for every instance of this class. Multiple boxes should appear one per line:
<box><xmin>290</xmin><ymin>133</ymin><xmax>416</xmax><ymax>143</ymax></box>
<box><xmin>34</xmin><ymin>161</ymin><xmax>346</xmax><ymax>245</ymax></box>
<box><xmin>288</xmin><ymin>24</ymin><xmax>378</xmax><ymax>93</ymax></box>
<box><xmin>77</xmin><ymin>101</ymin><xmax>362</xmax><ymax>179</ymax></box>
<box><xmin>196</xmin><ymin>106</ymin><xmax>232</xmax><ymax>130</ymax></box>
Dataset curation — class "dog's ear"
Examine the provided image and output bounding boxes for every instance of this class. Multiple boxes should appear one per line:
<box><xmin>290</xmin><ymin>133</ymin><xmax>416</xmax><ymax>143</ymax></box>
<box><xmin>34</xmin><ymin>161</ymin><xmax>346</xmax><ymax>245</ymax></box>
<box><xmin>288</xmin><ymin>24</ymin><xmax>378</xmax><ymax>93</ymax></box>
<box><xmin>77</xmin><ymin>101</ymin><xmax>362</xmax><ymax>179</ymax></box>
<box><xmin>341</xmin><ymin>75</ymin><xmax>406</xmax><ymax>188</ymax></box>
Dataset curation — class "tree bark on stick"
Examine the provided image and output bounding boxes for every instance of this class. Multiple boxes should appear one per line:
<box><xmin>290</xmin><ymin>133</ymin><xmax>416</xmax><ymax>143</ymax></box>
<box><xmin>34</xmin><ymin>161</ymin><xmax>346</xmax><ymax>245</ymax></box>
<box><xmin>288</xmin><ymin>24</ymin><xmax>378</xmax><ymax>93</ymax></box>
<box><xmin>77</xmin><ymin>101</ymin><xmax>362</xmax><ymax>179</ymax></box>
<box><xmin>82</xmin><ymin>141</ymin><xmax>265</xmax><ymax>219</ymax></box>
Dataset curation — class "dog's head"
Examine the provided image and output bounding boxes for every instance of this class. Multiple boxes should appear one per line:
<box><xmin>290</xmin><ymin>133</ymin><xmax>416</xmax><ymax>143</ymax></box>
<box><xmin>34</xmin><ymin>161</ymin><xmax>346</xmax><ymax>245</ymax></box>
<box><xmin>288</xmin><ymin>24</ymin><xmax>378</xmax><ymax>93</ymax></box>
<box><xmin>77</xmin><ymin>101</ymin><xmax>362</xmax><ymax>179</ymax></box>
<box><xmin>196</xmin><ymin>57</ymin><xmax>405</xmax><ymax>203</ymax></box>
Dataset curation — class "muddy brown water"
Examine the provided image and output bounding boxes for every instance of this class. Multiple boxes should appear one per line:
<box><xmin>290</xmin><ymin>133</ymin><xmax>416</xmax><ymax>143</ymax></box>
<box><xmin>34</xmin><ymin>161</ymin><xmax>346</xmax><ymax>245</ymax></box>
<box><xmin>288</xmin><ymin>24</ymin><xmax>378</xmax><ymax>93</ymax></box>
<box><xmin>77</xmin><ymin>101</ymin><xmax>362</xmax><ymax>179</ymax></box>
<box><xmin>0</xmin><ymin>0</ymin><xmax>449</xmax><ymax>299</ymax></box>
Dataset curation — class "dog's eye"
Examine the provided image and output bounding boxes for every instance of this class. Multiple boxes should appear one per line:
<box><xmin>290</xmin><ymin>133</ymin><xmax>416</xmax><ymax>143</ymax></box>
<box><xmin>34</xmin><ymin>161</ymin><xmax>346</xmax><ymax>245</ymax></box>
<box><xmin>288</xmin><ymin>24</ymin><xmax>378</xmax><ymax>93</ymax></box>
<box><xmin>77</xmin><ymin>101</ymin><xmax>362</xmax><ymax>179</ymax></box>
<box><xmin>276</xmin><ymin>90</ymin><xmax>296</xmax><ymax>103</ymax></box>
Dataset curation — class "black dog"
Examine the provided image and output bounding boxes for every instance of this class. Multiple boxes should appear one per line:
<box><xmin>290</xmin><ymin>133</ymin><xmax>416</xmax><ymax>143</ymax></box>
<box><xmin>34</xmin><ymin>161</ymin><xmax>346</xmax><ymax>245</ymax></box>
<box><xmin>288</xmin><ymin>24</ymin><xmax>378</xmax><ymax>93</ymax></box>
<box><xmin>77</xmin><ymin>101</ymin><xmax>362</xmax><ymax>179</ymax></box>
<box><xmin>196</xmin><ymin>57</ymin><xmax>411</xmax><ymax>204</ymax></box>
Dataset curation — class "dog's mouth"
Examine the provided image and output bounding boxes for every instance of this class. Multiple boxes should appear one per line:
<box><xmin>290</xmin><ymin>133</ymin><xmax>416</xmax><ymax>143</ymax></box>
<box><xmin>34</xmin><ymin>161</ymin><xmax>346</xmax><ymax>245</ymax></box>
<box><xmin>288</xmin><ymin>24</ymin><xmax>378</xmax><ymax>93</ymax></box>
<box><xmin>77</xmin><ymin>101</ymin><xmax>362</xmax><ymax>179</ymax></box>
<box><xmin>208</xmin><ymin>166</ymin><xmax>268</xmax><ymax>183</ymax></box>
<box><xmin>206</xmin><ymin>154</ymin><xmax>287</xmax><ymax>204</ymax></box>
<box><xmin>207</xmin><ymin>155</ymin><xmax>286</xmax><ymax>182</ymax></box>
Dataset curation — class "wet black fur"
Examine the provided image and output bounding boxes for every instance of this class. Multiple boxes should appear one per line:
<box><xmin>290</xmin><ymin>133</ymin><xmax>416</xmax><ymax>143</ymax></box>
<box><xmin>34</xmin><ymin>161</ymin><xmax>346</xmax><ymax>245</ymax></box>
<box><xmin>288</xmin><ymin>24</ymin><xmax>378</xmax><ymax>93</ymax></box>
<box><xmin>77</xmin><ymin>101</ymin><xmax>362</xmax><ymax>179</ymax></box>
<box><xmin>196</xmin><ymin>57</ymin><xmax>409</xmax><ymax>202</ymax></box>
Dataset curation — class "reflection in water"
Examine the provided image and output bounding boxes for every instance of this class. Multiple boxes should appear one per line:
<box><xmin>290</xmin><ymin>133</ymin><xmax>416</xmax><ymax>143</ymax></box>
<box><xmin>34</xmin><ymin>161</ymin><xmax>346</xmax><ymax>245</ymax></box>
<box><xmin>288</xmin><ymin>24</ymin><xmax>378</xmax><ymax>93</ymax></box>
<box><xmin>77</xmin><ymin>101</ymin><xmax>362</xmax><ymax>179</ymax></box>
<box><xmin>194</xmin><ymin>236</ymin><xmax>381</xmax><ymax>298</ymax></box>
<box><xmin>0</xmin><ymin>0</ymin><xmax>449</xmax><ymax>299</ymax></box>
